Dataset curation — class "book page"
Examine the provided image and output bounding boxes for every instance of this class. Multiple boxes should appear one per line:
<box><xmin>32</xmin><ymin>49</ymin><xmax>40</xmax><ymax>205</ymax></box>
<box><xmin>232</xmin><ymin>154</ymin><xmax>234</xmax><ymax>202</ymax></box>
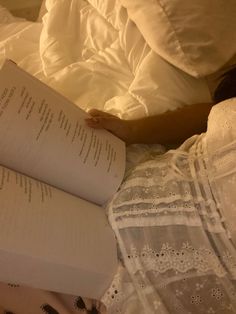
<box><xmin>0</xmin><ymin>164</ymin><xmax>118</xmax><ymax>298</ymax></box>
<box><xmin>0</xmin><ymin>60</ymin><xmax>126</xmax><ymax>204</ymax></box>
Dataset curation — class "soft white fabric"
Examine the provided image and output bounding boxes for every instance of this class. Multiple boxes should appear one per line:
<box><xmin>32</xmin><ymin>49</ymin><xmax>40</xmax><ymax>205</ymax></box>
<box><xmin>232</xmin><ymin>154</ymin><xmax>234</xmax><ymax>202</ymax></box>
<box><xmin>0</xmin><ymin>3</ymin><xmax>235</xmax><ymax>313</ymax></box>
<box><xmin>103</xmin><ymin>99</ymin><xmax>236</xmax><ymax>313</ymax></box>
<box><xmin>0</xmin><ymin>0</ymin><xmax>211</xmax><ymax>120</ymax></box>
<box><xmin>0</xmin><ymin>5</ymin><xmax>26</xmax><ymax>24</ymax></box>
<box><xmin>205</xmin><ymin>99</ymin><xmax>236</xmax><ymax>248</ymax></box>
<box><xmin>121</xmin><ymin>0</ymin><xmax>236</xmax><ymax>78</ymax></box>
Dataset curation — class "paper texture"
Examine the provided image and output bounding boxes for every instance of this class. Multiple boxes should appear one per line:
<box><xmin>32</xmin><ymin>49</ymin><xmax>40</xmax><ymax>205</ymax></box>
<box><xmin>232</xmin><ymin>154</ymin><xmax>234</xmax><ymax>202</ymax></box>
<box><xmin>0</xmin><ymin>165</ymin><xmax>118</xmax><ymax>298</ymax></box>
<box><xmin>0</xmin><ymin>60</ymin><xmax>126</xmax><ymax>204</ymax></box>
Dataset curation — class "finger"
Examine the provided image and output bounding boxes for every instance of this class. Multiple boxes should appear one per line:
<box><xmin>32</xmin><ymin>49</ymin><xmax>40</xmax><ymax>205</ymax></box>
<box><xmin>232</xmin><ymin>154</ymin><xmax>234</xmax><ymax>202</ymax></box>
<box><xmin>88</xmin><ymin>109</ymin><xmax>116</xmax><ymax>118</ymax></box>
<box><xmin>88</xmin><ymin>109</ymin><xmax>101</xmax><ymax>115</ymax></box>
<box><xmin>86</xmin><ymin>116</ymin><xmax>115</xmax><ymax>131</ymax></box>
<box><xmin>85</xmin><ymin>118</ymin><xmax>103</xmax><ymax>128</ymax></box>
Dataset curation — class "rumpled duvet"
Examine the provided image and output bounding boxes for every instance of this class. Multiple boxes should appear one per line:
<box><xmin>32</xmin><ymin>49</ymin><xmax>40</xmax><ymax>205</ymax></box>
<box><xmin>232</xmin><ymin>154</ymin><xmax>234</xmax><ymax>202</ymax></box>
<box><xmin>1</xmin><ymin>1</ymin><xmax>235</xmax><ymax>314</ymax></box>
<box><xmin>0</xmin><ymin>0</ymin><xmax>211</xmax><ymax>121</ymax></box>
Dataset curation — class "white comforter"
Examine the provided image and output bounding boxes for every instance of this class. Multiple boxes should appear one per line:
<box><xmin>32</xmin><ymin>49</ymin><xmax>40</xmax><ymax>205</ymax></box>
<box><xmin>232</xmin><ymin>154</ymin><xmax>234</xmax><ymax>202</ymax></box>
<box><xmin>0</xmin><ymin>0</ymin><xmax>211</xmax><ymax>120</ymax></box>
<box><xmin>0</xmin><ymin>2</ymin><xmax>236</xmax><ymax>314</ymax></box>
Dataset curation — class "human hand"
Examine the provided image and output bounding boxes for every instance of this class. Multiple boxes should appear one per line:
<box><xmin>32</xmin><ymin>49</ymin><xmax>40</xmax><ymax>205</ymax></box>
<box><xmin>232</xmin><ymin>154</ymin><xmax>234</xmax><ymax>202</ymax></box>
<box><xmin>85</xmin><ymin>109</ymin><xmax>132</xmax><ymax>143</ymax></box>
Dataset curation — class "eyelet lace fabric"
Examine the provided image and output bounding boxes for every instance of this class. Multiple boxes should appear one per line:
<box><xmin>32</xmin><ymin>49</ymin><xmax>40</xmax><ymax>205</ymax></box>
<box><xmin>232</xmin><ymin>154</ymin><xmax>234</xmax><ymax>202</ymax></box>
<box><xmin>102</xmin><ymin>101</ymin><xmax>236</xmax><ymax>314</ymax></box>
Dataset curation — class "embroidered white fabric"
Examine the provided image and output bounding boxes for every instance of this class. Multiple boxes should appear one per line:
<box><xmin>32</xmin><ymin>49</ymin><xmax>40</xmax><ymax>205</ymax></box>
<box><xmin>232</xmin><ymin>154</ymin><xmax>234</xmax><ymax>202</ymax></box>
<box><xmin>102</xmin><ymin>100</ymin><xmax>236</xmax><ymax>313</ymax></box>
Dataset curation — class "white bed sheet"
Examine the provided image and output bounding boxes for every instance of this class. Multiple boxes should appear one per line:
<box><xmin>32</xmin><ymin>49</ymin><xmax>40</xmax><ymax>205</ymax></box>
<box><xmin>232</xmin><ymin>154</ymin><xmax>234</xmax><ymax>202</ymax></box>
<box><xmin>0</xmin><ymin>0</ymin><xmax>212</xmax><ymax>121</ymax></box>
<box><xmin>0</xmin><ymin>2</ymin><xmax>235</xmax><ymax>314</ymax></box>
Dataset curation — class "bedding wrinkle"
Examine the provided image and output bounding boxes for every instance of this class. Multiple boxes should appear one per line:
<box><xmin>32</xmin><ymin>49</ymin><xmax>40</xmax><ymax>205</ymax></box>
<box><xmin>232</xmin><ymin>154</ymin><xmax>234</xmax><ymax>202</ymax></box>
<box><xmin>40</xmin><ymin>0</ymin><xmax>82</xmax><ymax>75</ymax></box>
<box><xmin>80</xmin><ymin>5</ymin><xmax>118</xmax><ymax>56</ymax></box>
<box><xmin>156</xmin><ymin>0</ymin><xmax>196</xmax><ymax>72</ymax></box>
<box><xmin>1</xmin><ymin>1</ymin><xmax>236</xmax><ymax>312</ymax></box>
<box><xmin>87</xmin><ymin>0</ymin><xmax>126</xmax><ymax>31</ymax></box>
<box><xmin>122</xmin><ymin>0</ymin><xmax>197</xmax><ymax>76</ymax></box>
<box><xmin>0</xmin><ymin>23</ymin><xmax>43</xmax><ymax>76</ymax></box>
<box><xmin>121</xmin><ymin>0</ymin><xmax>236</xmax><ymax>77</ymax></box>
<box><xmin>128</xmin><ymin>50</ymin><xmax>211</xmax><ymax>116</ymax></box>
<box><xmin>0</xmin><ymin>0</ymin><xmax>212</xmax><ymax>121</ymax></box>
<box><xmin>0</xmin><ymin>22</ymin><xmax>36</xmax><ymax>42</ymax></box>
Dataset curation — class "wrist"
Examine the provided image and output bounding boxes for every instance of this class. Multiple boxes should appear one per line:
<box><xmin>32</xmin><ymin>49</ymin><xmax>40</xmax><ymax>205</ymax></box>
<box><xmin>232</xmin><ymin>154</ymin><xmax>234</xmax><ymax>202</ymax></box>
<box><xmin>122</xmin><ymin>120</ymin><xmax>139</xmax><ymax>144</ymax></box>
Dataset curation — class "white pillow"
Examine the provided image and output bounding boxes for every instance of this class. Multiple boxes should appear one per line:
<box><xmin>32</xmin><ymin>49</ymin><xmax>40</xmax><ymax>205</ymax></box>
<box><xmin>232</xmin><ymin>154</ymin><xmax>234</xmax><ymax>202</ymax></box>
<box><xmin>120</xmin><ymin>0</ymin><xmax>236</xmax><ymax>78</ymax></box>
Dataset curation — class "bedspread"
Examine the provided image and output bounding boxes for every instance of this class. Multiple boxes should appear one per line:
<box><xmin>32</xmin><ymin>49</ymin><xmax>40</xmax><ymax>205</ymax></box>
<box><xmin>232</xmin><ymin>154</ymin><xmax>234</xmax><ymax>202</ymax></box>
<box><xmin>0</xmin><ymin>0</ymin><xmax>211</xmax><ymax>120</ymax></box>
<box><xmin>1</xmin><ymin>1</ymin><xmax>236</xmax><ymax>313</ymax></box>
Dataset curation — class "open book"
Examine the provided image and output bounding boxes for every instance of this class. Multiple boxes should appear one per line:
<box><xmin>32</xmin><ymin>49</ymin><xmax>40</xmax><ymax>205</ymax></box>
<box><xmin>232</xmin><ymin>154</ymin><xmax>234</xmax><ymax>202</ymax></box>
<box><xmin>0</xmin><ymin>60</ymin><xmax>126</xmax><ymax>298</ymax></box>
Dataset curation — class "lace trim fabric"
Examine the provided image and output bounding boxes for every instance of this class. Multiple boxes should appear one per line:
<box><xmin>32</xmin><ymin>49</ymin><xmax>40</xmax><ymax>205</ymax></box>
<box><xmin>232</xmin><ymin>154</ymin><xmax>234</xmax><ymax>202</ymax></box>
<box><xmin>111</xmin><ymin>136</ymin><xmax>228</xmax><ymax>234</ymax></box>
<box><xmin>102</xmin><ymin>136</ymin><xmax>236</xmax><ymax>313</ymax></box>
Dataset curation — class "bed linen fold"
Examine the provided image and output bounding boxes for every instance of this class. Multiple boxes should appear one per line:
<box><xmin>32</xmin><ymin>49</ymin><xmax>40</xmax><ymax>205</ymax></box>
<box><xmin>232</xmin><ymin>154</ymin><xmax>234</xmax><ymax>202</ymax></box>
<box><xmin>0</xmin><ymin>0</ymin><xmax>212</xmax><ymax>120</ymax></box>
<box><xmin>0</xmin><ymin>2</ymin><xmax>235</xmax><ymax>313</ymax></box>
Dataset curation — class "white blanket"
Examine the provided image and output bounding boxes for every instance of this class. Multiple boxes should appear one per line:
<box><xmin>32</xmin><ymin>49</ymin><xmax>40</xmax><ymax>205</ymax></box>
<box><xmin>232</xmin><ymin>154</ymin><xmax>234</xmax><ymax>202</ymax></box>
<box><xmin>0</xmin><ymin>2</ymin><xmax>235</xmax><ymax>313</ymax></box>
<box><xmin>0</xmin><ymin>0</ymin><xmax>211</xmax><ymax>120</ymax></box>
